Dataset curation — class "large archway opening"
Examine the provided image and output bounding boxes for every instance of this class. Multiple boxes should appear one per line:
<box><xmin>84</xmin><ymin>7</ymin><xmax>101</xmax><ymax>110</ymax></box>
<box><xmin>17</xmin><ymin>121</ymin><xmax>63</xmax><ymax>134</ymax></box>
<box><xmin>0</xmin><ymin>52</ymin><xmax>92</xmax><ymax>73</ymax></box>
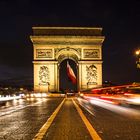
<box><xmin>59</xmin><ymin>59</ymin><xmax>77</xmax><ymax>93</ymax></box>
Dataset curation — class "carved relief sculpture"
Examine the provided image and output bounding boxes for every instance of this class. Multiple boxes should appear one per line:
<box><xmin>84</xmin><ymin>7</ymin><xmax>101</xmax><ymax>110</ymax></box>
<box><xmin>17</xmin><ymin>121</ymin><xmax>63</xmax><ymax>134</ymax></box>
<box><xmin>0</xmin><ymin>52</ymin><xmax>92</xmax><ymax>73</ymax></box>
<box><xmin>86</xmin><ymin>64</ymin><xmax>97</xmax><ymax>84</ymax></box>
<box><xmin>39</xmin><ymin>66</ymin><xmax>49</xmax><ymax>85</ymax></box>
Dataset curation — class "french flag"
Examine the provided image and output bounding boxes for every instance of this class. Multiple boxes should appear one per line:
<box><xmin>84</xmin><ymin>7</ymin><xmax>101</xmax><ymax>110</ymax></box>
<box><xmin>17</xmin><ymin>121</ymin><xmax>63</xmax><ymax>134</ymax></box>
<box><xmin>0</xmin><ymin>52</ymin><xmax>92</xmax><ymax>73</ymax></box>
<box><xmin>67</xmin><ymin>61</ymin><xmax>77</xmax><ymax>84</ymax></box>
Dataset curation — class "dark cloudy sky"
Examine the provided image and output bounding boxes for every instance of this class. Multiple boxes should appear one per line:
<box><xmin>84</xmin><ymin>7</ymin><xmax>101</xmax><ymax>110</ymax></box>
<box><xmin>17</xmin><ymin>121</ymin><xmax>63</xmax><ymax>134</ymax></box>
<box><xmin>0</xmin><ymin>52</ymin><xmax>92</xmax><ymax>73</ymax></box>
<box><xmin>0</xmin><ymin>0</ymin><xmax>140</xmax><ymax>86</ymax></box>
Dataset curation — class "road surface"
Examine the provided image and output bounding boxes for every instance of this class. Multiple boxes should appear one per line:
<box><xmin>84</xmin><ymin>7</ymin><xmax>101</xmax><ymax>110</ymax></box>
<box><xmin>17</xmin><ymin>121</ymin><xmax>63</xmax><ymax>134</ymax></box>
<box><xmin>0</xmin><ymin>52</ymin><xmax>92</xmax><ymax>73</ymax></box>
<box><xmin>0</xmin><ymin>97</ymin><xmax>140</xmax><ymax>140</ymax></box>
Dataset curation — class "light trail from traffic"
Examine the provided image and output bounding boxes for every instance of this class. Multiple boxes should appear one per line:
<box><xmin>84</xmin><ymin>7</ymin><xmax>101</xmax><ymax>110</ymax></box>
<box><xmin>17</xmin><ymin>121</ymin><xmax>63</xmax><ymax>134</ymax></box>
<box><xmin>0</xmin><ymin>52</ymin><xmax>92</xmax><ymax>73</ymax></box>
<box><xmin>78</xmin><ymin>97</ymin><xmax>140</xmax><ymax>120</ymax></box>
<box><xmin>0</xmin><ymin>95</ymin><xmax>22</xmax><ymax>101</ymax></box>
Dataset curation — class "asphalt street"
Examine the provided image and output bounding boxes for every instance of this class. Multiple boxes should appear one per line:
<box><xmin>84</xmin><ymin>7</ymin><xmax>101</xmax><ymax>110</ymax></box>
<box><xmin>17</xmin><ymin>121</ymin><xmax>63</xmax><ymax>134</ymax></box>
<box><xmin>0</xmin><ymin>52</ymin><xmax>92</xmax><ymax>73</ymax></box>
<box><xmin>0</xmin><ymin>97</ymin><xmax>140</xmax><ymax>140</ymax></box>
<box><xmin>77</xmin><ymin>97</ymin><xmax>140</xmax><ymax>140</ymax></box>
<box><xmin>0</xmin><ymin>98</ymin><xmax>64</xmax><ymax>140</ymax></box>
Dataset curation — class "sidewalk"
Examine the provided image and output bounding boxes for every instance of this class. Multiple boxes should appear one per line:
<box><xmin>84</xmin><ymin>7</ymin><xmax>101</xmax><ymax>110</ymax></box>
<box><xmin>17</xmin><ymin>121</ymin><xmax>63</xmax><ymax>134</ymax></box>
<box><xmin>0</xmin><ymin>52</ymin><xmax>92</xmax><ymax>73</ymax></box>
<box><xmin>42</xmin><ymin>98</ymin><xmax>92</xmax><ymax>140</ymax></box>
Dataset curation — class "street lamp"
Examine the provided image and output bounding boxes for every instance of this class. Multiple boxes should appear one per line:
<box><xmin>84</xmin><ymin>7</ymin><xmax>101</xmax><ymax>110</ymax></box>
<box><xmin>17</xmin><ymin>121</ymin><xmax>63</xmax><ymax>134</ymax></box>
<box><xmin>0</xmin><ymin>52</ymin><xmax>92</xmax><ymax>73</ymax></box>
<box><xmin>135</xmin><ymin>49</ymin><xmax>140</xmax><ymax>68</ymax></box>
<box><xmin>136</xmin><ymin>50</ymin><xmax>140</xmax><ymax>55</ymax></box>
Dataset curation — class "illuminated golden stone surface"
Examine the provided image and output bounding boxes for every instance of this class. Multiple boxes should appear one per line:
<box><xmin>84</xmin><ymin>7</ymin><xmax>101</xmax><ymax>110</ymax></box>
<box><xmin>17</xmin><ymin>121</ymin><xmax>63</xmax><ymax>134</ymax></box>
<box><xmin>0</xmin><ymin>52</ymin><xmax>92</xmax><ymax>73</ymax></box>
<box><xmin>30</xmin><ymin>27</ymin><xmax>105</xmax><ymax>92</ymax></box>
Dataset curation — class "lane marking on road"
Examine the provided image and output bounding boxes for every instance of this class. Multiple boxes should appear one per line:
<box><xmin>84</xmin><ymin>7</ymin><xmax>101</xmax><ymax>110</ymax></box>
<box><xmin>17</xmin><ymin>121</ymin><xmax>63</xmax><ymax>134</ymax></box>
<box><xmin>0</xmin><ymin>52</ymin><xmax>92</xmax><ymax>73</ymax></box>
<box><xmin>72</xmin><ymin>99</ymin><xmax>102</xmax><ymax>140</ymax></box>
<box><xmin>78</xmin><ymin>101</ymin><xmax>95</xmax><ymax>116</ymax></box>
<box><xmin>33</xmin><ymin>98</ymin><xmax>65</xmax><ymax>140</ymax></box>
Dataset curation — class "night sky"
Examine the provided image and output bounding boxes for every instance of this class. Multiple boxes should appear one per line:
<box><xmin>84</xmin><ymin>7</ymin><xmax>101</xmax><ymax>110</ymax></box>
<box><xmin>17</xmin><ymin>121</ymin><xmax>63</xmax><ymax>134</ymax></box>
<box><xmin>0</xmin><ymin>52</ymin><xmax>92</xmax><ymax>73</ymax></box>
<box><xmin>0</xmin><ymin>0</ymin><xmax>140</xmax><ymax>87</ymax></box>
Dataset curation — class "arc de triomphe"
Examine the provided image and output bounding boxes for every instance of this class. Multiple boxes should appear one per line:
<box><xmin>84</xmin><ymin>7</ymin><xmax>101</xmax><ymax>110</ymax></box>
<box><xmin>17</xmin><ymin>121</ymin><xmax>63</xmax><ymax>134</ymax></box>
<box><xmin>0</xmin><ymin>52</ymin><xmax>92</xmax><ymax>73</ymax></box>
<box><xmin>30</xmin><ymin>27</ymin><xmax>105</xmax><ymax>92</ymax></box>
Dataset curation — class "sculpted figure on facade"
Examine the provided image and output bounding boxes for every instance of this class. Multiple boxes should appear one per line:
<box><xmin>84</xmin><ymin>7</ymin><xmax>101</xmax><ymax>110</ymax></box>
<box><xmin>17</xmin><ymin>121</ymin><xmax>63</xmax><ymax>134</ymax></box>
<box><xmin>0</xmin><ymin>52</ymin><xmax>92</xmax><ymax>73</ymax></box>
<box><xmin>39</xmin><ymin>66</ymin><xmax>49</xmax><ymax>85</ymax></box>
<box><xmin>86</xmin><ymin>64</ymin><xmax>97</xmax><ymax>84</ymax></box>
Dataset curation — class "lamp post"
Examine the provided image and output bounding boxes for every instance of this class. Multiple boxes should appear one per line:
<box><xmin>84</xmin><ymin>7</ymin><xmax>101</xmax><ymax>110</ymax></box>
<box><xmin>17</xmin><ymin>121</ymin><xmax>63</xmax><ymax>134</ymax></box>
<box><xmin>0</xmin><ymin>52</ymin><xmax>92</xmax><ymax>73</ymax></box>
<box><xmin>135</xmin><ymin>50</ymin><xmax>140</xmax><ymax>68</ymax></box>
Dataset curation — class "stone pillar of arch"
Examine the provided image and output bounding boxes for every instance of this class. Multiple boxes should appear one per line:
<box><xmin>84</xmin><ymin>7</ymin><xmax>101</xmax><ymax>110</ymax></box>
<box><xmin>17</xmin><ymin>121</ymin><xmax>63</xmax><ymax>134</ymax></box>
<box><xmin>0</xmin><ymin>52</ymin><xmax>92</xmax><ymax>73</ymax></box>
<box><xmin>30</xmin><ymin>27</ymin><xmax>105</xmax><ymax>92</ymax></box>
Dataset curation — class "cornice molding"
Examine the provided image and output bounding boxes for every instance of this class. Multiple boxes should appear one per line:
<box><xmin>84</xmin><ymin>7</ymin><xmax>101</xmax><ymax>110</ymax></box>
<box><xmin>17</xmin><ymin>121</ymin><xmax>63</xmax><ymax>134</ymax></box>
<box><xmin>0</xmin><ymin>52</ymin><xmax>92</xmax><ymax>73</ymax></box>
<box><xmin>30</xmin><ymin>36</ymin><xmax>105</xmax><ymax>45</ymax></box>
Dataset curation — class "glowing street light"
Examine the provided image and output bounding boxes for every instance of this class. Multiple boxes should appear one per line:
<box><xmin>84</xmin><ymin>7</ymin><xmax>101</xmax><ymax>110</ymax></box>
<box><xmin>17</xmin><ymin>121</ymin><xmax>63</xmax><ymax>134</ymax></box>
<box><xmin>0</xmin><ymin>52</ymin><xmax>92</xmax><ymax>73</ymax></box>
<box><xmin>135</xmin><ymin>49</ymin><xmax>140</xmax><ymax>68</ymax></box>
<box><xmin>136</xmin><ymin>50</ymin><xmax>140</xmax><ymax>56</ymax></box>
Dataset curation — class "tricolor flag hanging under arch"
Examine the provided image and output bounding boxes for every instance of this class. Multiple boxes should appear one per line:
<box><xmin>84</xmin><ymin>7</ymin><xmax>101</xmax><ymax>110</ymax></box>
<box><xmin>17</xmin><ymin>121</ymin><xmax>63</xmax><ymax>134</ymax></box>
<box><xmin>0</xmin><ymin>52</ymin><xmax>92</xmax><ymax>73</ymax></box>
<box><xmin>67</xmin><ymin>61</ymin><xmax>77</xmax><ymax>84</ymax></box>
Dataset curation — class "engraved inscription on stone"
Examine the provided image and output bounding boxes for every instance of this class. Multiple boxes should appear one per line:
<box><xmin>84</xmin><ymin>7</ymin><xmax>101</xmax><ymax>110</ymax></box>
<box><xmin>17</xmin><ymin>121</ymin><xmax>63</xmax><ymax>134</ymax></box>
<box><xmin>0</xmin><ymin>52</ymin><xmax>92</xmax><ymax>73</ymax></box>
<box><xmin>83</xmin><ymin>49</ymin><xmax>100</xmax><ymax>58</ymax></box>
<box><xmin>36</xmin><ymin>49</ymin><xmax>52</xmax><ymax>58</ymax></box>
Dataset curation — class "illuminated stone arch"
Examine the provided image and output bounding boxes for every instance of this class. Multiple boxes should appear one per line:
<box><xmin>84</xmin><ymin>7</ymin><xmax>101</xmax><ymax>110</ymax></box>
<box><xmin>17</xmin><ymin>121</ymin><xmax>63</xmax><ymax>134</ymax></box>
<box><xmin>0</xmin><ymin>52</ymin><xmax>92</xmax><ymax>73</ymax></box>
<box><xmin>30</xmin><ymin>27</ymin><xmax>105</xmax><ymax>92</ymax></box>
<box><xmin>56</xmin><ymin>48</ymin><xmax>80</xmax><ymax>63</ymax></box>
